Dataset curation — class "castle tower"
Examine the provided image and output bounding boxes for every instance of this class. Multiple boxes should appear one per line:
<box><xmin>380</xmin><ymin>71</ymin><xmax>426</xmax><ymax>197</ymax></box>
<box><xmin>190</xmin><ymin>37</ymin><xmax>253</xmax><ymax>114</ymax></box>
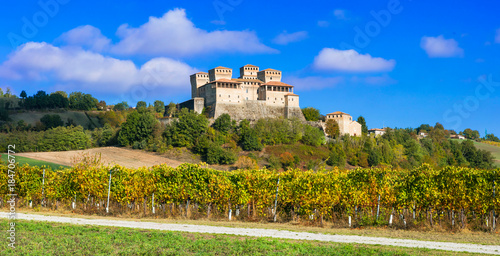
<box><xmin>257</xmin><ymin>68</ymin><xmax>282</xmax><ymax>83</ymax></box>
<box><xmin>208</xmin><ymin>66</ymin><xmax>232</xmax><ymax>82</ymax></box>
<box><xmin>239</xmin><ymin>64</ymin><xmax>259</xmax><ymax>79</ymax></box>
<box><xmin>190</xmin><ymin>72</ymin><xmax>209</xmax><ymax>98</ymax></box>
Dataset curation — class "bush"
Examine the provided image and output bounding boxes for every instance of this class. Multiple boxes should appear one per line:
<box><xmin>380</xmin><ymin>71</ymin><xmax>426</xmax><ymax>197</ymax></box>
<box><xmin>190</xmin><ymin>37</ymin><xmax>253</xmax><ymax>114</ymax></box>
<box><xmin>40</xmin><ymin>114</ymin><xmax>63</xmax><ymax>129</ymax></box>
<box><xmin>205</xmin><ymin>143</ymin><xmax>237</xmax><ymax>165</ymax></box>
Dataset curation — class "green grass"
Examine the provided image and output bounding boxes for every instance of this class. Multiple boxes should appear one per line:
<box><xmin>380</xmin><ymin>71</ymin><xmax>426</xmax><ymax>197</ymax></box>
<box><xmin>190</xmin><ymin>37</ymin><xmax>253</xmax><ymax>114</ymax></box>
<box><xmin>0</xmin><ymin>219</ymin><xmax>471</xmax><ymax>256</ymax></box>
<box><xmin>473</xmin><ymin>141</ymin><xmax>500</xmax><ymax>167</ymax></box>
<box><xmin>0</xmin><ymin>155</ymin><xmax>68</xmax><ymax>170</ymax></box>
<box><xmin>451</xmin><ymin>139</ymin><xmax>500</xmax><ymax>167</ymax></box>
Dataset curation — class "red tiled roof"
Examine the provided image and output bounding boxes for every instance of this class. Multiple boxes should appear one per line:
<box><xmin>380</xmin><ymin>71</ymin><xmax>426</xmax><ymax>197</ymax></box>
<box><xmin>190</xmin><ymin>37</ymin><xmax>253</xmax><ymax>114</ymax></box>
<box><xmin>261</xmin><ymin>81</ymin><xmax>293</xmax><ymax>87</ymax></box>
<box><xmin>327</xmin><ymin>111</ymin><xmax>349</xmax><ymax>116</ymax></box>
<box><xmin>210</xmin><ymin>66</ymin><xmax>232</xmax><ymax>70</ymax></box>
<box><xmin>285</xmin><ymin>93</ymin><xmax>298</xmax><ymax>96</ymax></box>
<box><xmin>261</xmin><ymin>68</ymin><xmax>280</xmax><ymax>72</ymax></box>
<box><xmin>243</xmin><ymin>64</ymin><xmax>258</xmax><ymax>67</ymax></box>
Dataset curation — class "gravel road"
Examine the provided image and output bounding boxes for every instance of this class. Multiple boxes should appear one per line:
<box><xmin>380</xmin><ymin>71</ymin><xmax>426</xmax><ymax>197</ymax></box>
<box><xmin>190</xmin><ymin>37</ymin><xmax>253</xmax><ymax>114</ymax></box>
<box><xmin>2</xmin><ymin>212</ymin><xmax>499</xmax><ymax>254</ymax></box>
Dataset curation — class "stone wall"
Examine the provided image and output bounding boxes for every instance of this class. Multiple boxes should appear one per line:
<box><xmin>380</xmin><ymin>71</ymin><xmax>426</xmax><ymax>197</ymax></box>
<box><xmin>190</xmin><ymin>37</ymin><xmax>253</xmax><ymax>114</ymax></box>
<box><xmin>212</xmin><ymin>101</ymin><xmax>305</xmax><ymax>121</ymax></box>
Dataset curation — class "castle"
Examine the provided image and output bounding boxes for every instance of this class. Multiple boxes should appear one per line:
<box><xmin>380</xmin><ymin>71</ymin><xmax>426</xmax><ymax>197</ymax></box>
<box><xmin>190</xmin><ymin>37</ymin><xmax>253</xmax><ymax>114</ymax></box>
<box><xmin>325</xmin><ymin>111</ymin><xmax>362</xmax><ymax>137</ymax></box>
<box><xmin>179</xmin><ymin>64</ymin><xmax>305</xmax><ymax>121</ymax></box>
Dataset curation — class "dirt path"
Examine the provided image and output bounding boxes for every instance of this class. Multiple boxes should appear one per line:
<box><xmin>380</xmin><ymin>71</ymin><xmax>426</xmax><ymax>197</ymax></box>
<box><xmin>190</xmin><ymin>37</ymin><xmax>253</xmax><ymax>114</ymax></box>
<box><xmin>17</xmin><ymin>147</ymin><xmax>185</xmax><ymax>169</ymax></box>
<box><xmin>2</xmin><ymin>213</ymin><xmax>500</xmax><ymax>254</ymax></box>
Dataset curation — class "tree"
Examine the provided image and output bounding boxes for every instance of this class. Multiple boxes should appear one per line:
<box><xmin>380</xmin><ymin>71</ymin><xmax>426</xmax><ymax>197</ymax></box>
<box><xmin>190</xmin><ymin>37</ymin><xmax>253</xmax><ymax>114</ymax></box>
<box><xmin>485</xmin><ymin>133</ymin><xmax>500</xmax><ymax>142</ymax></box>
<box><xmin>153</xmin><ymin>100</ymin><xmax>165</xmax><ymax>113</ymax></box>
<box><xmin>20</xmin><ymin>90</ymin><xmax>27</xmax><ymax>99</ymax></box>
<box><xmin>40</xmin><ymin>114</ymin><xmax>64</xmax><ymax>129</ymax></box>
<box><xmin>462</xmin><ymin>128</ymin><xmax>480</xmax><ymax>140</ymax></box>
<box><xmin>97</xmin><ymin>100</ymin><xmax>107</xmax><ymax>110</ymax></box>
<box><xmin>136</xmin><ymin>101</ymin><xmax>147</xmax><ymax>110</ymax></box>
<box><xmin>326</xmin><ymin>143</ymin><xmax>346</xmax><ymax>167</ymax></box>
<box><xmin>69</xmin><ymin>92</ymin><xmax>98</xmax><ymax>110</ymax></box>
<box><xmin>166</xmin><ymin>102</ymin><xmax>177</xmax><ymax>117</ymax></box>
<box><xmin>163</xmin><ymin>108</ymin><xmax>209</xmax><ymax>147</ymax></box>
<box><xmin>301</xmin><ymin>125</ymin><xmax>324</xmax><ymax>146</ymax></box>
<box><xmin>357</xmin><ymin>116</ymin><xmax>368</xmax><ymax>134</ymax></box>
<box><xmin>325</xmin><ymin>119</ymin><xmax>340</xmax><ymax>138</ymax></box>
<box><xmin>238</xmin><ymin>120</ymin><xmax>262</xmax><ymax>151</ymax></box>
<box><xmin>118</xmin><ymin>110</ymin><xmax>158</xmax><ymax>146</ymax></box>
<box><xmin>301</xmin><ymin>107</ymin><xmax>321</xmax><ymax>121</ymax></box>
<box><xmin>113</xmin><ymin>102</ymin><xmax>129</xmax><ymax>111</ymax></box>
<box><xmin>212</xmin><ymin>113</ymin><xmax>232</xmax><ymax>134</ymax></box>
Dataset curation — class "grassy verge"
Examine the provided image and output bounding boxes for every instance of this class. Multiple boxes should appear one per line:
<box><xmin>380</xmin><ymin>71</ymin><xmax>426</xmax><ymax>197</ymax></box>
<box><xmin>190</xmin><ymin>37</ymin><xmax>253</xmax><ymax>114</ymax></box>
<box><xmin>0</xmin><ymin>219</ymin><xmax>473</xmax><ymax>255</ymax></box>
<box><xmin>0</xmin><ymin>155</ymin><xmax>68</xmax><ymax>170</ymax></box>
<box><xmin>11</xmin><ymin>209</ymin><xmax>500</xmax><ymax>246</ymax></box>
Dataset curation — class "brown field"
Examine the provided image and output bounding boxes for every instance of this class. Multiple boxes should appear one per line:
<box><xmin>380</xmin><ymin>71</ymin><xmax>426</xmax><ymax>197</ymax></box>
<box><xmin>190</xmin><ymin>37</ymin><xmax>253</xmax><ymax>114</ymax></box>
<box><xmin>17</xmin><ymin>147</ymin><xmax>187</xmax><ymax>169</ymax></box>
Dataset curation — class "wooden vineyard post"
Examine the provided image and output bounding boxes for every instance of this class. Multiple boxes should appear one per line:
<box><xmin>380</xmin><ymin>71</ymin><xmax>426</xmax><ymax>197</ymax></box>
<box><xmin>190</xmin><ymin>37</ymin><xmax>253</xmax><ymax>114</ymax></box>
<box><xmin>273</xmin><ymin>177</ymin><xmax>280</xmax><ymax>222</ymax></box>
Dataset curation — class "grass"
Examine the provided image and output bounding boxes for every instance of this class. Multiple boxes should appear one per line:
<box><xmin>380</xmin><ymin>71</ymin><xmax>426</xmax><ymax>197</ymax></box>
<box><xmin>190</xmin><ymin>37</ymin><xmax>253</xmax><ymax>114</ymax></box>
<box><xmin>0</xmin><ymin>219</ymin><xmax>475</xmax><ymax>255</ymax></box>
<box><xmin>451</xmin><ymin>139</ymin><xmax>500</xmax><ymax>167</ymax></box>
<box><xmin>0</xmin><ymin>155</ymin><xmax>68</xmax><ymax>170</ymax></box>
<box><xmin>473</xmin><ymin>141</ymin><xmax>500</xmax><ymax>167</ymax></box>
<box><xmin>13</xmin><ymin>209</ymin><xmax>500</xmax><ymax>246</ymax></box>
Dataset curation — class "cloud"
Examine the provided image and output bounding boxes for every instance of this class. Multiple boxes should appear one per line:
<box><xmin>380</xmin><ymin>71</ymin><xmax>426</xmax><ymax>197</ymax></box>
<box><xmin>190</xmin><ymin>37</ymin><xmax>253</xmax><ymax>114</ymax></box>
<box><xmin>333</xmin><ymin>9</ymin><xmax>347</xmax><ymax>20</ymax></box>
<box><xmin>285</xmin><ymin>76</ymin><xmax>345</xmax><ymax>90</ymax></box>
<box><xmin>272</xmin><ymin>31</ymin><xmax>308</xmax><ymax>45</ymax></box>
<box><xmin>313</xmin><ymin>48</ymin><xmax>396</xmax><ymax>72</ymax></box>
<box><xmin>420</xmin><ymin>35</ymin><xmax>464</xmax><ymax>58</ymax></box>
<box><xmin>496</xmin><ymin>28</ymin><xmax>500</xmax><ymax>43</ymax></box>
<box><xmin>317</xmin><ymin>21</ymin><xmax>330</xmax><ymax>28</ymax></box>
<box><xmin>111</xmin><ymin>8</ymin><xmax>276</xmax><ymax>57</ymax></box>
<box><xmin>0</xmin><ymin>42</ymin><xmax>197</xmax><ymax>94</ymax></box>
<box><xmin>57</xmin><ymin>25</ymin><xmax>111</xmax><ymax>52</ymax></box>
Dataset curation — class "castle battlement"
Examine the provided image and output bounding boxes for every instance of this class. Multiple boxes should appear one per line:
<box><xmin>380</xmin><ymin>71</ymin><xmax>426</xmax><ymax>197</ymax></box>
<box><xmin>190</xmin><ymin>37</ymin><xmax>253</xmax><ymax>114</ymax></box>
<box><xmin>181</xmin><ymin>64</ymin><xmax>304</xmax><ymax>121</ymax></box>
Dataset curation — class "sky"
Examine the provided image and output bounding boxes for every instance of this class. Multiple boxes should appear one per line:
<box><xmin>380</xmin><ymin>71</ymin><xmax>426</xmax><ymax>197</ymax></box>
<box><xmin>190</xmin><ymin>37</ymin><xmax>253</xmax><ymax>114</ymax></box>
<box><xmin>0</xmin><ymin>0</ymin><xmax>499</xmax><ymax>136</ymax></box>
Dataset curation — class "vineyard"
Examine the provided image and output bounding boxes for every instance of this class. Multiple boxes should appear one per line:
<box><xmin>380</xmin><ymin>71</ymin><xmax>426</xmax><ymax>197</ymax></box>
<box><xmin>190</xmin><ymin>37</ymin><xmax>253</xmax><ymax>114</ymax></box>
<box><xmin>1</xmin><ymin>162</ymin><xmax>498</xmax><ymax>231</ymax></box>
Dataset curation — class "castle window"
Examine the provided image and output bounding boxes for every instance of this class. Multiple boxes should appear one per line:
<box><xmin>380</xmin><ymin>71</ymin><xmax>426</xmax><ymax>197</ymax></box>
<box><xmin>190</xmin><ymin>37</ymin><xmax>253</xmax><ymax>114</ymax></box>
<box><xmin>246</xmin><ymin>89</ymin><xmax>248</xmax><ymax>93</ymax></box>
<box><xmin>219</xmin><ymin>94</ymin><xmax>221</xmax><ymax>97</ymax></box>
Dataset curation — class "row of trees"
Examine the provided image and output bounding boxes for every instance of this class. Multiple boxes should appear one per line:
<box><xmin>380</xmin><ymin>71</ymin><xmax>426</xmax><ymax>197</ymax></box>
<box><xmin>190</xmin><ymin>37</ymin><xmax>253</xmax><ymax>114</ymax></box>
<box><xmin>325</xmin><ymin>123</ymin><xmax>496</xmax><ymax>169</ymax></box>
<box><xmin>19</xmin><ymin>90</ymin><xmax>101</xmax><ymax>111</ymax></box>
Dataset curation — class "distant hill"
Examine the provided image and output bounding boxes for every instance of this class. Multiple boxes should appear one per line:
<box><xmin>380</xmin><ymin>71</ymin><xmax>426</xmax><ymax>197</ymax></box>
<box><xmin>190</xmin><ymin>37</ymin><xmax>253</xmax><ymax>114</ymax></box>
<box><xmin>9</xmin><ymin>110</ymin><xmax>101</xmax><ymax>129</ymax></box>
<box><xmin>473</xmin><ymin>141</ymin><xmax>500</xmax><ymax>167</ymax></box>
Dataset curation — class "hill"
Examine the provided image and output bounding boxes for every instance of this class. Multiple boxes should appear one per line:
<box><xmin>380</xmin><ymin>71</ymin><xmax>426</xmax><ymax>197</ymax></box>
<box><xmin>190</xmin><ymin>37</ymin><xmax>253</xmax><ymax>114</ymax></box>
<box><xmin>9</xmin><ymin>110</ymin><xmax>101</xmax><ymax>129</ymax></box>
<box><xmin>473</xmin><ymin>141</ymin><xmax>500</xmax><ymax>167</ymax></box>
<box><xmin>16</xmin><ymin>146</ymin><xmax>185</xmax><ymax>169</ymax></box>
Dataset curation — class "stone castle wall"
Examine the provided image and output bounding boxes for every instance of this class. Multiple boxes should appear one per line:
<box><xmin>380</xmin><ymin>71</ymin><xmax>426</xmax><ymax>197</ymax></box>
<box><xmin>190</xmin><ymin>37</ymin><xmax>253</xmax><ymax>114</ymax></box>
<box><xmin>211</xmin><ymin>101</ymin><xmax>305</xmax><ymax>121</ymax></box>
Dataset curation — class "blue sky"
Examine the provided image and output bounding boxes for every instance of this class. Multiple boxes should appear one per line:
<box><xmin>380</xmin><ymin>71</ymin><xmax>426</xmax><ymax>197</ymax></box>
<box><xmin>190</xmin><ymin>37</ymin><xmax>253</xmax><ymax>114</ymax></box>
<box><xmin>0</xmin><ymin>0</ymin><xmax>499</xmax><ymax>135</ymax></box>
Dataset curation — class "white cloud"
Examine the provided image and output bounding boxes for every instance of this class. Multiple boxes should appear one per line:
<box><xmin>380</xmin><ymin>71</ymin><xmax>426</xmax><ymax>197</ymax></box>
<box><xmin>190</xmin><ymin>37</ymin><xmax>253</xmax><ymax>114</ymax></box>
<box><xmin>420</xmin><ymin>35</ymin><xmax>464</xmax><ymax>58</ymax></box>
<box><xmin>313</xmin><ymin>48</ymin><xmax>395</xmax><ymax>72</ymax></box>
<box><xmin>496</xmin><ymin>28</ymin><xmax>500</xmax><ymax>43</ymax></box>
<box><xmin>333</xmin><ymin>9</ymin><xmax>347</xmax><ymax>20</ymax></box>
<box><xmin>111</xmin><ymin>8</ymin><xmax>276</xmax><ymax>57</ymax></box>
<box><xmin>317</xmin><ymin>20</ymin><xmax>330</xmax><ymax>28</ymax></box>
<box><xmin>57</xmin><ymin>25</ymin><xmax>111</xmax><ymax>52</ymax></box>
<box><xmin>0</xmin><ymin>42</ymin><xmax>197</xmax><ymax>94</ymax></box>
<box><xmin>285</xmin><ymin>76</ymin><xmax>345</xmax><ymax>90</ymax></box>
<box><xmin>272</xmin><ymin>31</ymin><xmax>308</xmax><ymax>45</ymax></box>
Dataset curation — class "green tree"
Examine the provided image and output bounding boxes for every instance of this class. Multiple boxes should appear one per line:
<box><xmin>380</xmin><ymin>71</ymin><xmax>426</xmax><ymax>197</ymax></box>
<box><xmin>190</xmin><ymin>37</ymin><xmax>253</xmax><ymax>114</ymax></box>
<box><xmin>113</xmin><ymin>102</ymin><xmax>129</xmax><ymax>111</ymax></box>
<box><xmin>166</xmin><ymin>102</ymin><xmax>177</xmax><ymax>117</ymax></box>
<box><xmin>69</xmin><ymin>92</ymin><xmax>98</xmax><ymax>110</ymax></box>
<box><xmin>238</xmin><ymin>120</ymin><xmax>262</xmax><ymax>151</ymax></box>
<box><xmin>357</xmin><ymin>116</ymin><xmax>368</xmax><ymax>134</ymax></box>
<box><xmin>136</xmin><ymin>101</ymin><xmax>147</xmax><ymax>110</ymax></box>
<box><xmin>20</xmin><ymin>90</ymin><xmax>27</xmax><ymax>99</ymax></box>
<box><xmin>301</xmin><ymin>125</ymin><xmax>324</xmax><ymax>146</ymax></box>
<box><xmin>40</xmin><ymin>114</ymin><xmax>64</xmax><ymax>129</ymax></box>
<box><xmin>326</xmin><ymin>143</ymin><xmax>346</xmax><ymax>167</ymax></box>
<box><xmin>212</xmin><ymin>113</ymin><xmax>232</xmax><ymax>134</ymax></box>
<box><xmin>163</xmin><ymin>108</ymin><xmax>209</xmax><ymax>147</ymax></box>
<box><xmin>325</xmin><ymin>119</ymin><xmax>340</xmax><ymax>138</ymax></box>
<box><xmin>153</xmin><ymin>100</ymin><xmax>165</xmax><ymax>113</ymax></box>
<box><xmin>118</xmin><ymin>110</ymin><xmax>158</xmax><ymax>146</ymax></box>
<box><xmin>301</xmin><ymin>107</ymin><xmax>321</xmax><ymax>121</ymax></box>
<box><xmin>462</xmin><ymin>128</ymin><xmax>480</xmax><ymax>140</ymax></box>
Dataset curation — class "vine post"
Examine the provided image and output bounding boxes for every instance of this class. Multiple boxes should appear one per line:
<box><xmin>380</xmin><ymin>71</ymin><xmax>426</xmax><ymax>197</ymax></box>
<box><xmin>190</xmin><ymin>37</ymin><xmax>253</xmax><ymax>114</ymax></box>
<box><xmin>273</xmin><ymin>177</ymin><xmax>280</xmax><ymax>222</ymax></box>
<box><xmin>106</xmin><ymin>168</ymin><xmax>115</xmax><ymax>214</ymax></box>
<box><xmin>41</xmin><ymin>169</ymin><xmax>46</xmax><ymax>207</ymax></box>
